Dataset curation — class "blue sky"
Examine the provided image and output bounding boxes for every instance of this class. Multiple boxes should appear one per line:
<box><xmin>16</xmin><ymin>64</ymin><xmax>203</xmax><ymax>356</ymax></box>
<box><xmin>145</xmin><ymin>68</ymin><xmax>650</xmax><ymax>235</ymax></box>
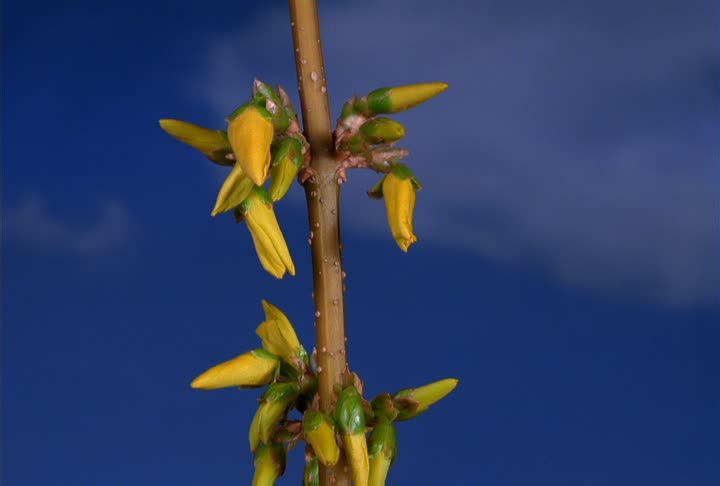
<box><xmin>3</xmin><ymin>0</ymin><xmax>719</xmax><ymax>484</ymax></box>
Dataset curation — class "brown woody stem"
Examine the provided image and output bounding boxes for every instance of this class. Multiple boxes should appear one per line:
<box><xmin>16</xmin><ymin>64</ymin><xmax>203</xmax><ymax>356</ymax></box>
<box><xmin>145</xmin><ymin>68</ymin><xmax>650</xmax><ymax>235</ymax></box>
<box><xmin>289</xmin><ymin>1</ymin><xmax>351</xmax><ymax>485</ymax></box>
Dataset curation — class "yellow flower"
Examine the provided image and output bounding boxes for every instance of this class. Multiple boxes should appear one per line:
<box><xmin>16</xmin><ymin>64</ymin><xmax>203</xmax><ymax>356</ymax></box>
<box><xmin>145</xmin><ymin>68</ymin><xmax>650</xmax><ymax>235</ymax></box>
<box><xmin>256</xmin><ymin>300</ymin><xmax>304</xmax><ymax>366</ymax></box>
<box><xmin>228</xmin><ymin>105</ymin><xmax>275</xmax><ymax>186</ymax></box>
<box><xmin>210</xmin><ymin>163</ymin><xmax>255</xmax><ymax>216</ymax></box>
<box><xmin>190</xmin><ymin>349</ymin><xmax>279</xmax><ymax>390</ymax></box>
<box><xmin>303</xmin><ymin>411</ymin><xmax>340</xmax><ymax>466</ymax></box>
<box><xmin>381</xmin><ymin>165</ymin><xmax>420</xmax><ymax>252</ymax></box>
<box><xmin>241</xmin><ymin>187</ymin><xmax>295</xmax><ymax>279</ymax></box>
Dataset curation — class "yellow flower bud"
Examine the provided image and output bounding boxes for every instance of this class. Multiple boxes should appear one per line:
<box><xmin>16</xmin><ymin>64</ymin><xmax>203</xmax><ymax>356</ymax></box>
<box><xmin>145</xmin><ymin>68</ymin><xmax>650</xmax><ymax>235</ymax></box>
<box><xmin>158</xmin><ymin>119</ymin><xmax>233</xmax><ymax>166</ymax></box>
<box><xmin>227</xmin><ymin>105</ymin><xmax>274</xmax><ymax>186</ymax></box>
<box><xmin>210</xmin><ymin>163</ymin><xmax>255</xmax><ymax>216</ymax></box>
<box><xmin>256</xmin><ymin>300</ymin><xmax>304</xmax><ymax>367</ymax></box>
<box><xmin>303</xmin><ymin>411</ymin><xmax>340</xmax><ymax>466</ymax></box>
<box><xmin>382</xmin><ymin>166</ymin><xmax>419</xmax><ymax>252</ymax></box>
<box><xmin>252</xmin><ymin>443</ymin><xmax>286</xmax><ymax>486</ymax></box>
<box><xmin>393</xmin><ymin>378</ymin><xmax>458</xmax><ymax>421</ymax></box>
<box><xmin>249</xmin><ymin>383</ymin><xmax>301</xmax><ymax>451</ymax></box>
<box><xmin>241</xmin><ymin>188</ymin><xmax>295</xmax><ymax>279</ymax></box>
<box><xmin>190</xmin><ymin>349</ymin><xmax>279</xmax><ymax>390</ymax></box>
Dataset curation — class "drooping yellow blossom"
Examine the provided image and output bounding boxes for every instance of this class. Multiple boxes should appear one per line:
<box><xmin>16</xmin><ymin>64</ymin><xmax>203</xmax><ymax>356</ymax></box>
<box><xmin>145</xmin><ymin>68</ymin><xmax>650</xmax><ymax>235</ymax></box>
<box><xmin>227</xmin><ymin>105</ymin><xmax>275</xmax><ymax>186</ymax></box>
<box><xmin>252</xmin><ymin>443</ymin><xmax>286</xmax><ymax>486</ymax></box>
<box><xmin>303</xmin><ymin>411</ymin><xmax>340</xmax><ymax>466</ymax></box>
<box><xmin>381</xmin><ymin>165</ymin><xmax>419</xmax><ymax>252</ymax></box>
<box><xmin>241</xmin><ymin>187</ymin><xmax>295</xmax><ymax>279</ymax></box>
<box><xmin>190</xmin><ymin>349</ymin><xmax>279</xmax><ymax>390</ymax></box>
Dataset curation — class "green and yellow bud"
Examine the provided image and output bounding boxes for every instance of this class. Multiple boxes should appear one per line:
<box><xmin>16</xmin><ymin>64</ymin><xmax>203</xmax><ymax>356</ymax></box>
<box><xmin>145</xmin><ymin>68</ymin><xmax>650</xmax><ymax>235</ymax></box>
<box><xmin>359</xmin><ymin>118</ymin><xmax>406</xmax><ymax>144</ymax></box>
<box><xmin>269</xmin><ymin>137</ymin><xmax>303</xmax><ymax>202</ymax></box>
<box><xmin>334</xmin><ymin>386</ymin><xmax>369</xmax><ymax>486</ymax></box>
<box><xmin>227</xmin><ymin>104</ymin><xmax>274</xmax><ymax>186</ymax></box>
<box><xmin>276</xmin><ymin>84</ymin><xmax>299</xmax><ymax>121</ymax></box>
<box><xmin>303</xmin><ymin>411</ymin><xmax>340</xmax><ymax>466</ymax></box>
<box><xmin>382</xmin><ymin>165</ymin><xmax>420</xmax><ymax>252</ymax></box>
<box><xmin>370</xmin><ymin>393</ymin><xmax>399</xmax><ymax>422</ymax></box>
<box><xmin>367</xmin><ymin>82</ymin><xmax>448</xmax><ymax>114</ymax></box>
<box><xmin>368</xmin><ymin>420</ymin><xmax>397</xmax><ymax>486</ymax></box>
<box><xmin>393</xmin><ymin>378</ymin><xmax>458</xmax><ymax>421</ymax></box>
<box><xmin>158</xmin><ymin>119</ymin><xmax>233</xmax><ymax>166</ymax></box>
<box><xmin>253</xmin><ymin>80</ymin><xmax>290</xmax><ymax>132</ymax></box>
<box><xmin>249</xmin><ymin>382</ymin><xmax>301</xmax><ymax>451</ymax></box>
<box><xmin>303</xmin><ymin>456</ymin><xmax>319</xmax><ymax>486</ymax></box>
<box><xmin>190</xmin><ymin>349</ymin><xmax>279</xmax><ymax>390</ymax></box>
<box><xmin>252</xmin><ymin>443</ymin><xmax>286</xmax><ymax>486</ymax></box>
<box><xmin>211</xmin><ymin>163</ymin><xmax>255</xmax><ymax>216</ymax></box>
<box><xmin>240</xmin><ymin>187</ymin><xmax>295</xmax><ymax>278</ymax></box>
<box><xmin>256</xmin><ymin>300</ymin><xmax>307</xmax><ymax>367</ymax></box>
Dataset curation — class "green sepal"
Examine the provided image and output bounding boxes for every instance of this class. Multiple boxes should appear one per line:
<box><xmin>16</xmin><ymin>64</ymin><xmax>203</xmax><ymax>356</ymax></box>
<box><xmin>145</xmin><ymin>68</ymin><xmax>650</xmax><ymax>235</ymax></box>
<box><xmin>263</xmin><ymin>381</ymin><xmax>301</xmax><ymax>403</ymax></box>
<box><xmin>359</xmin><ymin>117</ymin><xmax>406</xmax><ymax>144</ymax></box>
<box><xmin>334</xmin><ymin>386</ymin><xmax>365</xmax><ymax>436</ymax></box>
<box><xmin>227</xmin><ymin>101</ymin><xmax>273</xmax><ymax>124</ymax></box>
<box><xmin>366</xmin><ymin>87</ymin><xmax>393</xmax><ymax>114</ymax></box>
<box><xmin>367</xmin><ymin>177</ymin><xmax>386</xmax><ymax>199</ymax></box>
<box><xmin>341</xmin><ymin>135</ymin><xmax>369</xmax><ymax>154</ymax></box>
<box><xmin>390</xmin><ymin>164</ymin><xmax>422</xmax><ymax>190</ymax></box>
<box><xmin>253</xmin><ymin>79</ymin><xmax>290</xmax><ymax>132</ymax></box>
<box><xmin>340</xmin><ymin>98</ymin><xmax>358</xmax><ymax>119</ymax></box>
<box><xmin>303</xmin><ymin>457</ymin><xmax>319</xmax><ymax>486</ymax></box>
<box><xmin>240</xmin><ymin>186</ymin><xmax>273</xmax><ymax>213</ymax></box>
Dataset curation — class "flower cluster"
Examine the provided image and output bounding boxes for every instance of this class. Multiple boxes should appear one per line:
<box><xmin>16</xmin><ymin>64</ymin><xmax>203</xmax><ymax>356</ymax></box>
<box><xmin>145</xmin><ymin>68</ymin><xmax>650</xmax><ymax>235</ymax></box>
<box><xmin>160</xmin><ymin>80</ymin><xmax>308</xmax><ymax>279</ymax></box>
<box><xmin>190</xmin><ymin>300</ymin><xmax>458</xmax><ymax>486</ymax></box>
<box><xmin>335</xmin><ymin>82</ymin><xmax>447</xmax><ymax>252</ymax></box>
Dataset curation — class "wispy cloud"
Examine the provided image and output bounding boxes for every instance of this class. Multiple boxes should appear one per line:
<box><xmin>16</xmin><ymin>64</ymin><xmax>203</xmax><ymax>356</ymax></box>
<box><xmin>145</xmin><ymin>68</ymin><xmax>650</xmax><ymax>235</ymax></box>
<box><xmin>4</xmin><ymin>194</ymin><xmax>135</xmax><ymax>257</ymax></box>
<box><xmin>188</xmin><ymin>0</ymin><xmax>719</xmax><ymax>306</ymax></box>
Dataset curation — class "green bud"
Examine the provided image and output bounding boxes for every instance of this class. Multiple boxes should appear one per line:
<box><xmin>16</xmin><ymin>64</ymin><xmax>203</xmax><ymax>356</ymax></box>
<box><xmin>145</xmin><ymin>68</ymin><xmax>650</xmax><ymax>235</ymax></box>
<box><xmin>359</xmin><ymin>118</ymin><xmax>406</xmax><ymax>144</ymax></box>
<box><xmin>370</xmin><ymin>393</ymin><xmax>399</xmax><ymax>422</ymax></box>
<box><xmin>367</xmin><ymin>82</ymin><xmax>448</xmax><ymax>114</ymax></box>
<box><xmin>249</xmin><ymin>382</ymin><xmax>301</xmax><ymax>451</ymax></box>
<box><xmin>368</xmin><ymin>420</ymin><xmax>397</xmax><ymax>486</ymax></box>
<box><xmin>276</xmin><ymin>84</ymin><xmax>299</xmax><ymax>121</ymax></box>
<box><xmin>254</xmin><ymin>79</ymin><xmax>290</xmax><ymax>132</ymax></box>
<box><xmin>303</xmin><ymin>456</ymin><xmax>319</xmax><ymax>486</ymax></box>
<box><xmin>252</xmin><ymin>443</ymin><xmax>286</xmax><ymax>486</ymax></box>
<box><xmin>393</xmin><ymin>378</ymin><xmax>458</xmax><ymax>421</ymax></box>
<box><xmin>269</xmin><ymin>137</ymin><xmax>303</xmax><ymax>201</ymax></box>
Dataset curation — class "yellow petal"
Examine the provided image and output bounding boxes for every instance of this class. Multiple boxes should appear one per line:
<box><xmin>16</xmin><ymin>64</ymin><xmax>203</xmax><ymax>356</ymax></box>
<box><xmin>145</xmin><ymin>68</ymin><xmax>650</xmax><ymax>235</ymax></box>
<box><xmin>228</xmin><ymin>107</ymin><xmax>274</xmax><ymax>186</ymax></box>
<box><xmin>159</xmin><ymin>119</ymin><xmax>229</xmax><ymax>157</ymax></box>
<box><xmin>211</xmin><ymin>163</ymin><xmax>255</xmax><ymax>216</ymax></box>
<box><xmin>245</xmin><ymin>196</ymin><xmax>295</xmax><ymax>277</ymax></box>
<box><xmin>256</xmin><ymin>301</ymin><xmax>302</xmax><ymax>363</ymax></box>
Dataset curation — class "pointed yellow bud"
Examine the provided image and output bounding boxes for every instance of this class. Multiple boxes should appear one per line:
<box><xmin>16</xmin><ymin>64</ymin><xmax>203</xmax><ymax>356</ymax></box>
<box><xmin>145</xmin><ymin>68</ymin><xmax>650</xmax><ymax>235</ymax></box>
<box><xmin>382</xmin><ymin>166</ymin><xmax>419</xmax><ymax>252</ymax></box>
<box><xmin>190</xmin><ymin>349</ymin><xmax>279</xmax><ymax>390</ymax></box>
<box><xmin>158</xmin><ymin>119</ymin><xmax>233</xmax><ymax>166</ymax></box>
<box><xmin>249</xmin><ymin>383</ymin><xmax>301</xmax><ymax>451</ymax></box>
<box><xmin>256</xmin><ymin>300</ymin><xmax>305</xmax><ymax>366</ymax></box>
<box><xmin>241</xmin><ymin>187</ymin><xmax>295</xmax><ymax>278</ymax></box>
<box><xmin>367</xmin><ymin>82</ymin><xmax>448</xmax><ymax>114</ymax></box>
<box><xmin>269</xmin><ymin>137</ymin><xmax>303</xmax><ymax>202</ymax></box>
<box><xmin>227</xmin><ymin>105</ymin><xmax>274</xmax><ymax>186</ymax></box>
<box><xmin>210</xmin><ymin>163</ymin><xmax>255</xmax><ymax>216</ymax></box>
<box><xmin>303</xmin><ymin>411</ymin><xmax>340</xmax><ymax>466</ymax></box>
<box><xmin>252</xmin><ymin>443</ymin><xmax>286</xmax><ymax>486</ymax></box>
<box><xmin>344</xmin><ymin>433</ymin><xmax>370</xmax><ymax>486</ymax></box>
<box><xmin>393</xmin><ymin>378</ymin><xmax>458</xmax><ymax>421</ymax></box>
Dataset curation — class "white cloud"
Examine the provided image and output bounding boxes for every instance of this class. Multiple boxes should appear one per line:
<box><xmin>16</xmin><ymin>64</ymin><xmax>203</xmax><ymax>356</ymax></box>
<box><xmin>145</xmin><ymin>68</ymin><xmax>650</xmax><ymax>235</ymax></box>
<box><xmin>188</xmin><ymin>0</ymin><xmax>719</xmax><ymax>306</ymax></box>
<box><xmin>4</xmin><ymin>194</ymin><xmax>135</xmax><ymax>256</ymax></box>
